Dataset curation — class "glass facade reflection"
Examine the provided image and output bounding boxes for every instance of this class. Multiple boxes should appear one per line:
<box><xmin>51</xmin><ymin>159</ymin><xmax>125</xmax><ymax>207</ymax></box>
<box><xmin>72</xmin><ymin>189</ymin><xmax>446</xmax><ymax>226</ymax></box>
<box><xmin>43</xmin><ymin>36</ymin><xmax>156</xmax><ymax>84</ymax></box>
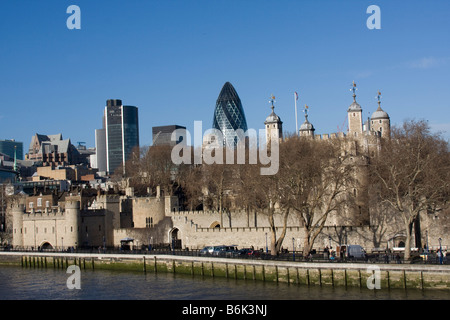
<box><xmin>212</xmin><ymin>82</ymin><xmax>248</xmax><ymax>147</ymax></box>
<box><xmin>104</xmin><ymin>100</ymin><xmax>139</xmax><ymax>174</ymax></box>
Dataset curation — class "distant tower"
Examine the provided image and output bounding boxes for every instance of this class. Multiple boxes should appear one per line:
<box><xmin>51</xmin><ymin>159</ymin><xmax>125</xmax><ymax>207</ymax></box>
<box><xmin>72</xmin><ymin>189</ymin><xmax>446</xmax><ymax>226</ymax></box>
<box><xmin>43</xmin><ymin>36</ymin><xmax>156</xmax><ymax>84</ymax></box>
<box><xmin>212</xmin><ymin>82</ymin><xmax>248</xmax><ymax>147</ymax></box>
<box><xmin>100</xmin><ymin>99</ymin><xmax>139</xmax><ymax>175</ymax></box>
<box><xmin>370</xmin><ymin>91</ymin><xmax>390</xmax><ymax>138</ymax></box>
<box><xmin>347</xmin><ymin>81</ymin><xmax>363</xmax><ymax>138</ymax></box>
<box><xmin>264</xmin><ymin>95</ymin><xmax>283</xmax><ymax>145</ymax></box>
<box><xmin>299</xmin><ymin>105</ymin><xmax>315</xmax><ymax>138</ymax></box>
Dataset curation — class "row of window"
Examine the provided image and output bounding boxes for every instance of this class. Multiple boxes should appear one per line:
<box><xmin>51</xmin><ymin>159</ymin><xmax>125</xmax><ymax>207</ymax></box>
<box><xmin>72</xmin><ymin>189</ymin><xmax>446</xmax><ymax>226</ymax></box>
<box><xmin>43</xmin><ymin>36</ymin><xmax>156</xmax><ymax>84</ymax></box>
<box><xmin>29</xmin><ymin>199</ymin><xmax>50</xmax><ymax>208</ymax></box>
<box><xmin>14</xmin><ymin>225</ymin><xmax>102</xmax><ymax>234</ymax></box>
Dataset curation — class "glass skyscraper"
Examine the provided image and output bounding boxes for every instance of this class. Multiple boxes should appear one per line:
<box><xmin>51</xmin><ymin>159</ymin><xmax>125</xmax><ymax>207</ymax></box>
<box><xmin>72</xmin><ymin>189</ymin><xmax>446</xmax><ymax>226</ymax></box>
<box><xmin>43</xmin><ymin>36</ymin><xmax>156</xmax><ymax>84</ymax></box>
<box><xmin>0</xmin><ymin>140</ymin><xmax>23</xmax><ymax>160</ymax></box>
<box><xmin>101</xmin><ymin>99</ymin><xmax>139</xmax><ymax>174</ymax></box>
<box><xmin>212</xmin><ymin>82</ymin><xmax>248</xmax><ymax>147</ymax></box>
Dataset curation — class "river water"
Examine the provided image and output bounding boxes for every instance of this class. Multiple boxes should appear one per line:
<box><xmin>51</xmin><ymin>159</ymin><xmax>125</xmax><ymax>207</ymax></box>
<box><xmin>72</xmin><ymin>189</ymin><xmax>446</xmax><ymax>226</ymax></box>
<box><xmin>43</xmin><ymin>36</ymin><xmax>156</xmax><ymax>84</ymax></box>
<box><xmin>0</xmin><ymin>265</ymin><xmax>448</xmax><ymax>301</ymax></box>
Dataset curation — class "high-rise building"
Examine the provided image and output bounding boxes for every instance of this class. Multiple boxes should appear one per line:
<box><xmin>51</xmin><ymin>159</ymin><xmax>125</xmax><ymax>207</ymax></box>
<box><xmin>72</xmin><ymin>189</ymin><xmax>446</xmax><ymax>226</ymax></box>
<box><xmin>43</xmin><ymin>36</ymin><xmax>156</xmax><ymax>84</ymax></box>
<box><xmin>152</xmin><ymin>125</ymin><xmax>186</xmax><ymax>146</ymax></box>
<box><xmin>212</xmin><ymin>82</ymin><xmax>248</xmax><ymax>147</ymax></box>
<box><xmin>0</xmin><ymin>140</ymin><xmax>23</xmax><ymax>160</ymax></box>
<box><xmin>94</xmin><ymin>99</ymin><xmax>139</xmax><ymax>175</ymax></box>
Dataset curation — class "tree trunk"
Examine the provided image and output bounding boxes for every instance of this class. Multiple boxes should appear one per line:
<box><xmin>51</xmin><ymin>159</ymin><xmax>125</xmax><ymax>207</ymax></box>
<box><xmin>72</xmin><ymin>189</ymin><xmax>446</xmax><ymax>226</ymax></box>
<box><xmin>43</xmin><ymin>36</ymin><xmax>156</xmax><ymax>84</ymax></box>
<box><xmin>404</xmin><ymin>222</ymin><xmax>414</xmax><ymax>260</ymax></box>
<box><xmin>303</xmin><ymin>228</ymin><xmax>312</xmax><ymax>257</ymax></box>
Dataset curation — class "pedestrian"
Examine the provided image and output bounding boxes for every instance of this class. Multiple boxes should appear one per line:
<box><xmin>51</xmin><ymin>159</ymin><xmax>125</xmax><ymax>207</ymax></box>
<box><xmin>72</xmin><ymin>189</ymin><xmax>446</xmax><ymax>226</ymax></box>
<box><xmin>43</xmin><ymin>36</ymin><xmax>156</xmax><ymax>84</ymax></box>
<box><xmin>384</xmin><ymin>251</ymin><xmax>389</xmax><ymax>264</ymax></box>
<box><xmin>395</xmin><ymin>253</ymin><xmax>401</xmax><ymax>264</ymax></box>
<box><xmin>324</xmin><ymin>246</ymin><xmax>329</xmax><ymax>260</ymax></box>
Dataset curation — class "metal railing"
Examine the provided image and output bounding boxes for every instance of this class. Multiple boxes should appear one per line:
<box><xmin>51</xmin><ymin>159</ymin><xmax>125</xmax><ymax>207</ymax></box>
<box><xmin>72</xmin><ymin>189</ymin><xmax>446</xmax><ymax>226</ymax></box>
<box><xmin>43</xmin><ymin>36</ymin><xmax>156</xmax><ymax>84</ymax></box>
<box><xmin>1</xmin><ymin>246</ymin><xmax>447</xmax><ymax>265</ymax></box>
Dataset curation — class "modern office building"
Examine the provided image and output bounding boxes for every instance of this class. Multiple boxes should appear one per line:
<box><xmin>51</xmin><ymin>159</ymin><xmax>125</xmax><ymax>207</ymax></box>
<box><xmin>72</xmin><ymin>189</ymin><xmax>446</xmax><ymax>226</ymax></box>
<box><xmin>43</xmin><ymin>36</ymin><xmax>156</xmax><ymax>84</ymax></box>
<box><xmin>0</xmin><ymin>140</ymin><xmax>23</xmax><ymax>160</ymax></box>
<box><xmin>94</xmin><ymin>99</ymin><xmax>139</xmax><ymax>175</ymax></box>
<box><xmin>152</xmin><ymin>125</ymin><xmax>187</xmax><ymax>146</ymax></box>
<box><xmin>212</xmin><ymin>82</ymin><xmax>248</xmax><ymax>147</ymax></box>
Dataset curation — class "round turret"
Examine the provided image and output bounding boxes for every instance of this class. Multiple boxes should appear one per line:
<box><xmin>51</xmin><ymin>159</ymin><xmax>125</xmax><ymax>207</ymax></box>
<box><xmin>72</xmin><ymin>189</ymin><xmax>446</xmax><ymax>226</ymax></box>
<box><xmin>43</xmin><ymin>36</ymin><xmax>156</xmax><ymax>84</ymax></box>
<box><xmin>370</xmin><ymin>91</ymin><xmax>390</xmax><ymax>138</ymax></box>
<box><xmin>11</xmin><ymin>203</ymin><xmax>25</xmax><ymax>248</ymax></box>
<box><xmin>64</xmin><ymin>199</ymin><xmax>80</xmax><ymax>248</ymax></box>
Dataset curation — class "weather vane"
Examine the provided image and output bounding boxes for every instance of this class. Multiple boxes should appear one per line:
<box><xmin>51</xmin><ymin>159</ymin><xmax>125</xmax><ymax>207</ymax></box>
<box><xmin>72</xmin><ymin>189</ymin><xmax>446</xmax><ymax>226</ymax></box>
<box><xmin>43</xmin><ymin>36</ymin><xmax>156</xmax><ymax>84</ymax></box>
<box><xmin>351</xmin><ymin>81</ymin><xmax>357</xmax><ymax>101</ymax></box>
<box><xmin>269</xmin><ymin>95</ymin><xmax>276</xmax><ymax>111</ymax></box>
<box><xmin>376</xmin><ymin>90</ymin><xmax>382</xmax><ymax>106</ymax></box>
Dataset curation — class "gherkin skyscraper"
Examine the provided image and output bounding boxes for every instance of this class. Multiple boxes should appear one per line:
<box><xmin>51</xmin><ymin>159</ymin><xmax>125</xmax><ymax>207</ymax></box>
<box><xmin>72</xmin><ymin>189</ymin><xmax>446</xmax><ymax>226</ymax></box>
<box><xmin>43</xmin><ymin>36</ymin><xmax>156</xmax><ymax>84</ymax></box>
<box><xmin>212</xmin><ymin>82</ymin><xmax>248</xmax><ymax>147</ymax></box>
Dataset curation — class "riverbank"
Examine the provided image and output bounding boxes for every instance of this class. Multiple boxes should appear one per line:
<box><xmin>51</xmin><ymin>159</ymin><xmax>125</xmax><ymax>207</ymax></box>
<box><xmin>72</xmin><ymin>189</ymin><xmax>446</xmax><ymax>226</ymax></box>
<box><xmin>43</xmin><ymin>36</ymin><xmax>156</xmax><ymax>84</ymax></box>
<box><xmin>1</xmin><ymin>251</ymin><xmax>449</xmax><ymax>290</ymax></box>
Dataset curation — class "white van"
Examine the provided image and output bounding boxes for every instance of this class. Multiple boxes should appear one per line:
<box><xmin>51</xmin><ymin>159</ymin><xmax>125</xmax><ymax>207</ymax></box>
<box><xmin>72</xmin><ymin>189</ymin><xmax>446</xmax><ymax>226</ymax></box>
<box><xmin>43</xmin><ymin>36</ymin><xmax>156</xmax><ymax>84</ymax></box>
<box><xmin>337</xmin><ymin>245</ymin><xmax>367</xmax><ymax>260</ymax></box>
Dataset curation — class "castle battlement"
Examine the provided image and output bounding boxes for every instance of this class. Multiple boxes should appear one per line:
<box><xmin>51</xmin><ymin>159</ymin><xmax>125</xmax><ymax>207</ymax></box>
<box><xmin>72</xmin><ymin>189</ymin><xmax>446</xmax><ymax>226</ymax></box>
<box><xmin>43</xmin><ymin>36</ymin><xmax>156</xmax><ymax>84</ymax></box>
<box><xmin>314</xmin><ymin>132</ymin><xmax>346</xmax><ymax>140</ymax></box>
<box><xmin>172</xmin><ymin>210</ymin><xmax>216</xmax><ymax>216</ymax></box>
<box><xmin>23</xmin><ymin>209</ymin><xmax>66</xmax><ymax>220</ymax></box>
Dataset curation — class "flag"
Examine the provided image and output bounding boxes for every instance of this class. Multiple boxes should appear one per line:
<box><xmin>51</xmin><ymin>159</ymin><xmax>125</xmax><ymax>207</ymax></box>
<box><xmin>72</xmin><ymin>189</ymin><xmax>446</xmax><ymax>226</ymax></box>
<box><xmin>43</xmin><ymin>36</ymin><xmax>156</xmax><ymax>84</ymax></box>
<box><xmin>295</xmin><ymin>92</ymin><xmax>298</xmax><ymax>100</ymax></box>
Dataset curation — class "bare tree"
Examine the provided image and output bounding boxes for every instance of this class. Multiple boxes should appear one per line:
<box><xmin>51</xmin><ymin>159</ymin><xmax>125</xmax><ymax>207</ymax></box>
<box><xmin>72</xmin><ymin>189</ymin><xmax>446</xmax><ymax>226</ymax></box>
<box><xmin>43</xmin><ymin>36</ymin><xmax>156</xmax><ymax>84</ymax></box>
<box><xmin>370</xmin><ymin>120</ymin><xmax>450</xmax><ymax>260</ymax></box>
<box><xmin>279</xmin><ymin>136</ymin><xmax>354</xmax><ymax>256</ymax></box>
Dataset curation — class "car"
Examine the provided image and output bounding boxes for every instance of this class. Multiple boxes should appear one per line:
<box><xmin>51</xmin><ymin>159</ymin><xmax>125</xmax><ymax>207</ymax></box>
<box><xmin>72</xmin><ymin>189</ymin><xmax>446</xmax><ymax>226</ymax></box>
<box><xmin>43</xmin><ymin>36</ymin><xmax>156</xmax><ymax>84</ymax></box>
<box><xmin>199</xmin><ymin>246</ymin><xmax>215</xmax><ymax>256</ymax></box>
<box><xmin>213</xmin><ymin>245</ymin><xmax>238</xmax><ymax>257</ymax></box>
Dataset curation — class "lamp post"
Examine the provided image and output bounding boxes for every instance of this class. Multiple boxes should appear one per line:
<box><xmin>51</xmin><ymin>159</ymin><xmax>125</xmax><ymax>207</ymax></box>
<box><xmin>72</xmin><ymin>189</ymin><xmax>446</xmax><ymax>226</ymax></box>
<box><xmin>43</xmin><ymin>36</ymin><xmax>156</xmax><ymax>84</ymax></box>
<box><xmin>265</xmin><ymin>232</ymin><xmax>268</xmax><ymax>254</ymax></box>
<box><xmin>439</xmin><ymin>238</ymin><xmax>443</xmax><ymax>265</ymax></box>
<box><xmin>328</xmin><ymin>236</ymin><xmax>332</xmax><ymax>249</ymax></box>
<box><xmin>61</xmin><ymin>237</ymin><xmax>64</xmax><ymax>252</ymax></box>
<box><xmin>292</xmin><ymin>238</ymin><xmax>295</xmax><ymax>261</ymax></box>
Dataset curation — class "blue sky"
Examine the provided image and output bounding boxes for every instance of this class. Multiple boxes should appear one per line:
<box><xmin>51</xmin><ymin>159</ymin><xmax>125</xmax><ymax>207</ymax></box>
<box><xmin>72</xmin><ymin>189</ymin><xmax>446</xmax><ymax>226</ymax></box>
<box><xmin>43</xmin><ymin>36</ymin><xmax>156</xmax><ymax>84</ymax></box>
<box><xmin>1</xmin><ymin>0</ymin><xmax>449</xmax><ymax>152</ymax></box>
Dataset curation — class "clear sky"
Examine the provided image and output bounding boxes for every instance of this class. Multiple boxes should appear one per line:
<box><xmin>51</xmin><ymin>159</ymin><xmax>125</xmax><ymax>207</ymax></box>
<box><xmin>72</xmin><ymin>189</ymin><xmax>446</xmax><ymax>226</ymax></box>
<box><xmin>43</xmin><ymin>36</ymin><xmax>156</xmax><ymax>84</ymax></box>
<box><xmin>1</xmin><ymin>0</ymin><xmax>449</xmax><ymax>152</ymax></box>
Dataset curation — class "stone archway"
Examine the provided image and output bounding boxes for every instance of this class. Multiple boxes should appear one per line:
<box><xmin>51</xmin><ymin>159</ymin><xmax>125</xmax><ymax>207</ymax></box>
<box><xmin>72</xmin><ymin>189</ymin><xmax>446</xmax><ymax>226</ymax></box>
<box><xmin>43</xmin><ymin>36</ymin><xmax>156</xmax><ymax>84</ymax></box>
<box><xmin>40</xmin><ymin>242</ymin><xmax>53</xmax><ymax>250</ymax></box>
<box><xmin>170</xmin><ymin>228</ymin><xmax>181</xmax><ymax>249</ymax></box>
<box><xmin>210</xmin><ymin>221</ymin><xmax>221</xmax><ymax>228</ymax></box>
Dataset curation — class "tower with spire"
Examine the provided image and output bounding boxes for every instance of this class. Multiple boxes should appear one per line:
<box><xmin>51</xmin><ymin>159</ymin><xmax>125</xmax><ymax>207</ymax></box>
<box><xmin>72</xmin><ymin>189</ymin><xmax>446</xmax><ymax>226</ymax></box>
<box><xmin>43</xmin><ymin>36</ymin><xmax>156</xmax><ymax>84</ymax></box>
<box><xmin>299</xmin><ymin>105</ymin><xmax>315</xmax><ymax>138</ymax></box>
<box><xmin>264</xmin><ymin>95</ymin><xmax>283</xmax><ymax>145</ymax></box>
<box><xmin>347</xmin><ymin>81</ymin><xmax>363</xmax><ymax>137</ymax></box>
<box><xmin>370</xmin><ymin>91</ymin><xmax>390</xmax><ymax>138</ymax></box>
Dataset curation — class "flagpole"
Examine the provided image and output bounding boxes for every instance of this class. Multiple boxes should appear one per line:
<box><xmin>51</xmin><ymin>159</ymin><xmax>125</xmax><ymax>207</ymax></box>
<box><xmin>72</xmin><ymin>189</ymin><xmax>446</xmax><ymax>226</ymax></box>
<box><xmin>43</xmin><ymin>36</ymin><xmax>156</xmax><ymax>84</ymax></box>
<box><xmin>294</xmin><ymin>92</ymin><xmax>298</xmax><ymax>135</ymax></box>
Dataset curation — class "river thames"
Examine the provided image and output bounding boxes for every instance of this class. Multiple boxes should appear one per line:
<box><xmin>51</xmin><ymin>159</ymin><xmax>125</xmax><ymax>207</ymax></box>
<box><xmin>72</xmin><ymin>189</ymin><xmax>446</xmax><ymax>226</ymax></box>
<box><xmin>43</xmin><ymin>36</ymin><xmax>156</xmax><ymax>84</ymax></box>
<box><xmin>0</xmin><ymin>265</ymin><xmax>448</xmax><ymax>300</ymax></box>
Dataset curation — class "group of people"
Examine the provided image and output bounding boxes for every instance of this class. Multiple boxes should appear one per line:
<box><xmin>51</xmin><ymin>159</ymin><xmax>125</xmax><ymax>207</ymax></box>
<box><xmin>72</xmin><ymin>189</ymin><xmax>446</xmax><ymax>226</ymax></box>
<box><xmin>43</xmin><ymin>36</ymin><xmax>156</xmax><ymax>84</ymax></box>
<box><xmin>323</xmin><ymin>246</ymin><xmax>336</xmax><ymax>260</ymax></box>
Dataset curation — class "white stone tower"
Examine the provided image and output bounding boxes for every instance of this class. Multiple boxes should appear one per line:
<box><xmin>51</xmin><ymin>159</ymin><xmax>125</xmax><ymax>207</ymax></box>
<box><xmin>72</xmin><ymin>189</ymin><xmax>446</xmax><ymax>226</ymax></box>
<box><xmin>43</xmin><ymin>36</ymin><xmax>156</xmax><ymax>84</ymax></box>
<box><xmin>370</xmin><ymin>91</ymin><xmax>390</xmax><ymax>138</ymax></box>
<box><xmin>347</xmin><ymin>81</ymin><xmax>363</xmax><ymax>138</ymax></box>
<box><xmin>64</xmin><ymin>197</ymin><xmax>80</xmax><ymax>248</ymax></box>
<box><xmin>264</xmin><ymin>95</ymin><xmax>283</xmax><ymax>145</ymax></box>
<box><xmin>11</xmin><ymin>203</ymin><xmax>25</xmax><ymax>248</ymax></box>
<box><xmin>299</xmin><ymin>105</ymin><xmax>315</xmax><ymax>138</ymax></box>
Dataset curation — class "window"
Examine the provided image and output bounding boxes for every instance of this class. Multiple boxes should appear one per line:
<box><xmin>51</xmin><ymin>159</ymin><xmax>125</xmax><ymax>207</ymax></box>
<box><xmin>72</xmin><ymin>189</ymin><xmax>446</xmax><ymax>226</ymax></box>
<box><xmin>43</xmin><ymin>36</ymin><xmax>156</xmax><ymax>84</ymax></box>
<box><xmin>29</xmin><ymin>202</ymin><xmax>34</xmax><ymax>209</ymax></box>
<box><xmin>45</xmin><ymin>201</ymin><xmax>50</xmax><ymax>208</ymax></box>
<box><xmin>37</xmin><ymin>198</ymin><xmax>42</xmax><ymax>207</ymax></box>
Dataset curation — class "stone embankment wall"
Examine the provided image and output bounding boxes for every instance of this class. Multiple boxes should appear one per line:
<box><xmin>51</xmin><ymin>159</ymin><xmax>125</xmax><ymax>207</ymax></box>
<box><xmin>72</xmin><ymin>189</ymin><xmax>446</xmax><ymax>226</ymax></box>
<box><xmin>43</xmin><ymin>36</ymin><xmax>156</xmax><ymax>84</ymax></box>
<box><xmin>1</xmin><ymin>252</ymin><xmax>448</xmax><ymax>290</ymax></box>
